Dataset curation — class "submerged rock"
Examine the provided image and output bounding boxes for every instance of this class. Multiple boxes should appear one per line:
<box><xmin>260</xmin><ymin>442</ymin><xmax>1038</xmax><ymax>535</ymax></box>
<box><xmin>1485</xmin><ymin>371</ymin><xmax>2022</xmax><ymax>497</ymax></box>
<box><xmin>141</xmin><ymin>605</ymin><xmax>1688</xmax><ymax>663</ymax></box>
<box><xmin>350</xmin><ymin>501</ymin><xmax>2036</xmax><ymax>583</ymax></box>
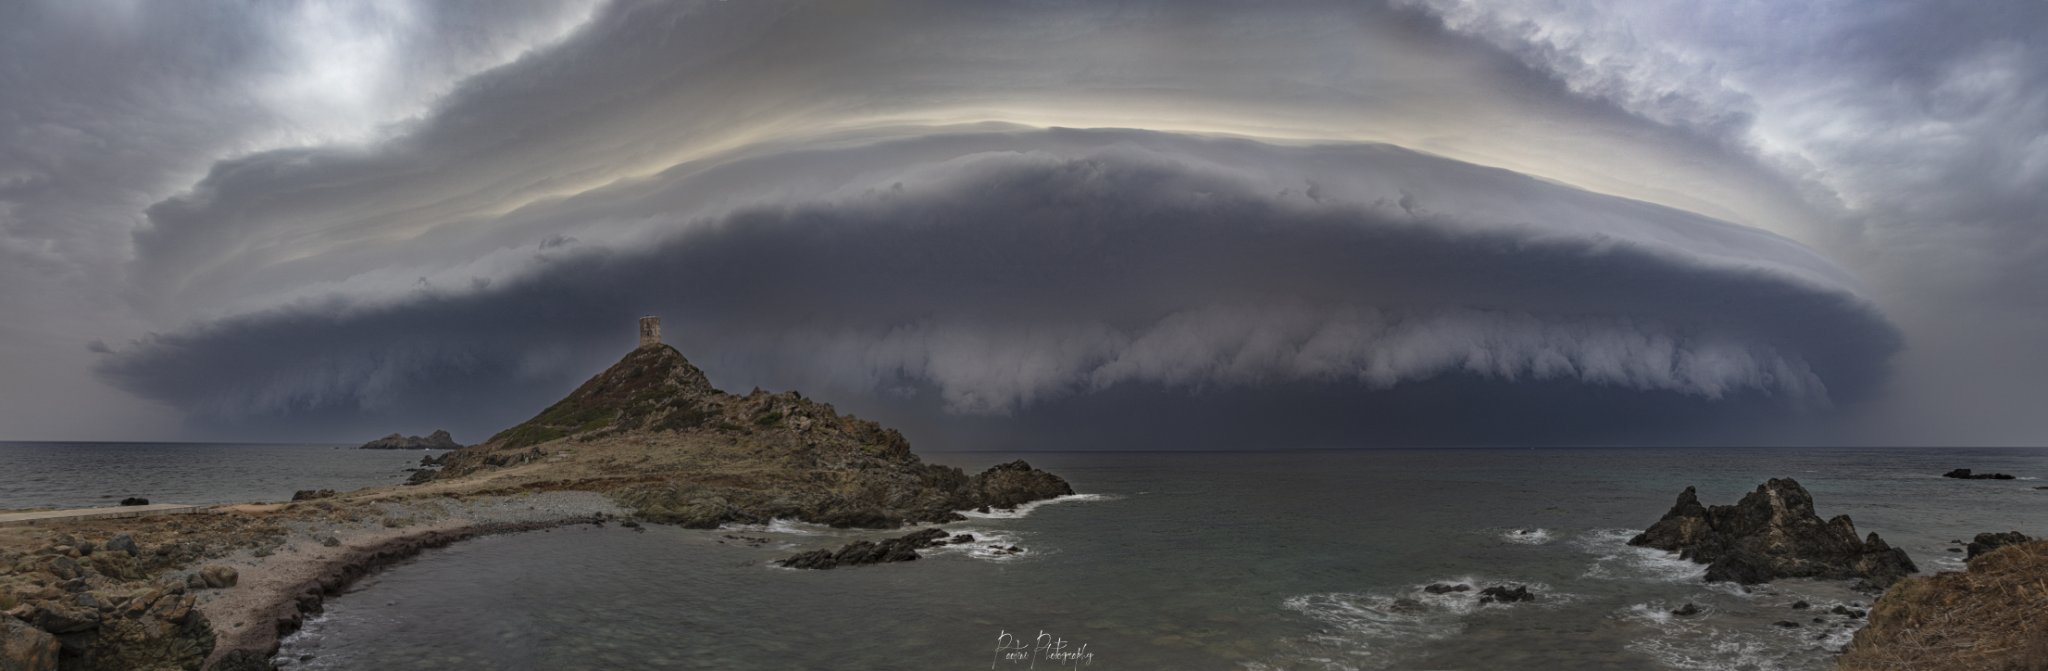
<box><xmin>1477</xmin><ymin>585</ymin><xmax>1534</xmax><ymax>604</ymax></box>
<box><xmin>116</xmin><ymin>498</ymin><xmax>147</xmax><ymax>507</ymax></box>
<box><xmin>1630</xmin><ymin>478</ymin><xmax>1917</xmax><ymax>588</ymax></box>
<box><xmin>1671</xmin><ymin>603</ymin><xmax>1702</xmax><ymax>617</ymax></box>
<box><xmin>775</xmin><ymin>528</ymin><xmax>952</xmax><ymax>570</ymax></box>
<box><xmin>1941</xmin><ymin>468</ymin><xmax>2015</xmax><ymax>480</ymax></box>
<box><xmin>1965</xmin><ymin>531</ymin><xmax>2032</xmax><ymax>560</ymax></box>
<box><xmin>1423</xmin><ymin>583</ymin><xmax>1470</xmax><ymax>594</ymax></box>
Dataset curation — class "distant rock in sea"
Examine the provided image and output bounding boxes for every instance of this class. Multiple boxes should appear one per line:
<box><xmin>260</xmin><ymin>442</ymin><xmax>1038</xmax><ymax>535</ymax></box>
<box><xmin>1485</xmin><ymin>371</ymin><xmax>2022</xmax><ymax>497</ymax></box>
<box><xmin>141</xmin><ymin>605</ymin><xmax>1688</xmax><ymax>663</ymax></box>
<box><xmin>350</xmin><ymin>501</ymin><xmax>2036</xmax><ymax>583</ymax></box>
<box><xmin>1941</xmin><ymin>468</ymin><xmax>2016</xmax><ymax>480</ymax></box>
<box><xmin>776</xmin><ymin>528</ymin><xmax>954</xmax><ymax>569</ymax></box>
<box><xmin>118</xmin><ymin>497</ymin><xmax>148</xmax><ymax>506</ymax></box>
<box><xmin>1631</xmin><ymin>478</ymin><xmax>1917</xmax><ymax>588</ymax></box>
<box><xmin>357</xmin><ymin>430</ymin><xmax>461</xmax><ymax>450</ymax></box>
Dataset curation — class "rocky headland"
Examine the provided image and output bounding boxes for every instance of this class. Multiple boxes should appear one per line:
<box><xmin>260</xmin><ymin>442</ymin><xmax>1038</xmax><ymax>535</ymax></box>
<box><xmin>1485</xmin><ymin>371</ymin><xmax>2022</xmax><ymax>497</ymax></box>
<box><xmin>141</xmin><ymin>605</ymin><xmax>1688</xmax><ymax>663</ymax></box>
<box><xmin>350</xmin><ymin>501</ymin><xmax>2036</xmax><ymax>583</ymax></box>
<box><xmin>0</xmin><ymin>336</ymin><xmax>1075</xmax><ymax>670</ymax></box>
<box><xmin>355</xmin><ymin>430</ymin><xmax>460</xmax><ymax>450</ymax></box>
<box><xmin>1631</xmin><ymin>478</ymin><xmax>1917</xmax><ymax>588</ymax></box>
<box><xmin>1839</xmin><ymin>538</ymin><xmax>2048</xmax><ymax>670</ymax></box>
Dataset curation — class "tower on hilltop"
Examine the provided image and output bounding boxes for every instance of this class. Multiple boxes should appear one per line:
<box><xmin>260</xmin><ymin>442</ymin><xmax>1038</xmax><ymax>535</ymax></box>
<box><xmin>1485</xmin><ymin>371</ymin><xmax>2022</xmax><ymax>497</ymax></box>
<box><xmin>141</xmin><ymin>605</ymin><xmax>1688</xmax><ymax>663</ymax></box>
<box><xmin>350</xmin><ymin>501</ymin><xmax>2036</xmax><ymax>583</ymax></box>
<box><xmin>638</xmin><ymin>316</ymin><xmax>662</xmax><ymax>348</ymax></box>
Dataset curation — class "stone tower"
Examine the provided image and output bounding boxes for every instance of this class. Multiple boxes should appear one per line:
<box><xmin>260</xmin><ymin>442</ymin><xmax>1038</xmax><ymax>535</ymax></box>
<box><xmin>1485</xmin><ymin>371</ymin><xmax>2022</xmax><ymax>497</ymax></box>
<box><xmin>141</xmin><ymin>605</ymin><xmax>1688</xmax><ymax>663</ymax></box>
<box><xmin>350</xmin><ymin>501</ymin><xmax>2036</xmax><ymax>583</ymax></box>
<box><xmin>638</xmin><ymin>316</ymin><xmax>662</xmax><ymax>348</ymax></box>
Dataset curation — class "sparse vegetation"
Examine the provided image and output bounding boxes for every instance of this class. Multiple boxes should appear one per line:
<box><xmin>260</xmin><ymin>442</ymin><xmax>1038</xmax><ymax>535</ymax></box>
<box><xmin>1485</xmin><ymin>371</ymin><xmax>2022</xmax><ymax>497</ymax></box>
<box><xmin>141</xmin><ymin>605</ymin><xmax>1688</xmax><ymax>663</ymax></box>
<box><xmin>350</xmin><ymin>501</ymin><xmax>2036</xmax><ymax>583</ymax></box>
<box><xmin>1840</xmin><ymin>541</ymin><xmax>2048</xmax><ymax>670</ymax></box>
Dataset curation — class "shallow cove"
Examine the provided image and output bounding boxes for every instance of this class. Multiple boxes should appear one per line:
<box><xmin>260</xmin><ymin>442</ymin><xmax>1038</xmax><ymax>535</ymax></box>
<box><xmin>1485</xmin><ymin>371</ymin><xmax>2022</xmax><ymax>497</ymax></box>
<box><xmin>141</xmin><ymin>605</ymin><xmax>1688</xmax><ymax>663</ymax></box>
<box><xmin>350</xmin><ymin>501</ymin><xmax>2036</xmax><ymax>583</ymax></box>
<box><xmin>278</xmin><ymin>448</ymin><xmax>2048</xmax><ymax>670</ymax></box>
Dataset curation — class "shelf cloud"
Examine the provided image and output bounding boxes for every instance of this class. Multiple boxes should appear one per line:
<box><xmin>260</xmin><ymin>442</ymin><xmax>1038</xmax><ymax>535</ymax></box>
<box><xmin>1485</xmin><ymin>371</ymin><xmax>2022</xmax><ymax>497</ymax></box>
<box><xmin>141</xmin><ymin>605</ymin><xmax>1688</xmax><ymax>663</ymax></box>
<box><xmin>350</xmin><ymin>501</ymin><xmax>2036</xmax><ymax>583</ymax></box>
<box><xmin>97</xmin><ymin>129</ymin><xmax>1897</xmax><ymax>444</ymax></box>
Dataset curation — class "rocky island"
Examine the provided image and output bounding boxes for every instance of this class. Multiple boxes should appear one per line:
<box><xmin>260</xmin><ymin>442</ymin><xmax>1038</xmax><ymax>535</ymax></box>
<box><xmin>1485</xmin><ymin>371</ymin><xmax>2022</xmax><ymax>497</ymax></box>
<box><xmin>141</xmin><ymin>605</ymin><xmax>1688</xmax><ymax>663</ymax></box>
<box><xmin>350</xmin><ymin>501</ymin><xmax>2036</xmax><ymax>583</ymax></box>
<box><xmin>1631</xmin><ymin>478</ymin><xmax>1916</xmax><ymax>588</ymax></box>
<box><xmin>355</xmin><ymin>430</ymin><xmax>461</xmax><ymax>450</ymax></box>
<box><xmin>0</xmin><ymin>319</ymin><xmax>1074</xmax><ymax>670</ymax></box>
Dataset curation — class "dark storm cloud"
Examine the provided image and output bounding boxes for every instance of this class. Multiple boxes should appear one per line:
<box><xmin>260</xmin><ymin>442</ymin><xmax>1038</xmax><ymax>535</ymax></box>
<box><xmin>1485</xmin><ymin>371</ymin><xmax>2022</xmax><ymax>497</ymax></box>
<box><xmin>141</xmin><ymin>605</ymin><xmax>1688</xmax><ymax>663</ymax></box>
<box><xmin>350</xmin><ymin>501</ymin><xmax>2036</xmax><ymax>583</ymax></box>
<box><xmin>97</xmin><ymin>130</ymin><xmax>1898</xmax><ymax>445</ymax></box>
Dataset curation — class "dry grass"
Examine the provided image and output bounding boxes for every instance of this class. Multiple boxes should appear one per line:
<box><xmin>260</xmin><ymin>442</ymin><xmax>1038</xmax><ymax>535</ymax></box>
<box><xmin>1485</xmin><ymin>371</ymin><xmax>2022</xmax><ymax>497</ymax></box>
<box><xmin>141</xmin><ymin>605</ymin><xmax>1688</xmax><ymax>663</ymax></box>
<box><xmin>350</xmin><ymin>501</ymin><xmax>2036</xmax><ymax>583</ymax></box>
<box><xmin>1839</xmin><ymin>541</ymin><xmax>2048</xmax><ymax>671</ymax></box>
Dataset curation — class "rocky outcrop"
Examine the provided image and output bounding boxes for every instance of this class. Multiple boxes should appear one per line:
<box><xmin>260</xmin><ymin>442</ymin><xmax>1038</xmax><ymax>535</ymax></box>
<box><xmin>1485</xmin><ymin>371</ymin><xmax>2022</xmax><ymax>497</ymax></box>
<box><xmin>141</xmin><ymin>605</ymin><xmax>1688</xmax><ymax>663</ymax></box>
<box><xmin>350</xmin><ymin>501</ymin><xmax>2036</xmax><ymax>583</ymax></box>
<box><xmin>1</xmin><ymin>617</ymin><xmax>59</xmax><ymax>671</ymax></box>
<box><xmin>357</xmin><ymin>430</ymin><xmax>460</xmax><ymax>450</ymax></box>
<box><xmin>288</xmin><ymin>490</ymin><xmax>336</xmax><ymax>502</ymax></box>
<box><xmin>435</xmin><ymin>343</ymin><xmax>1076</xmax><ymax>529</ymax></box>
<box><xmin>1630</xmin><ymin>478</ymin><xmax>1917</xmax><ymax>588</ymax></box>
<box><xmin>775</xmin><ymin>529</ymin><xmax>952</xmax><ymax>570</ymax></box>
<box><xmin>1478</xmin><ymin>585</ymin><xmax>1534</xmax><ymax>604</ymax></box>
<box><xmin>1942</xmin><ymin>468</ymin><xmax>2016</xmax><ymax>480</ymax></box>
<box><xmin>967</xmin><ymin>460</ymin><xmax>1075</xmax><ymax>509</ymax></box>
<box><xmin>1966</xmin><ymin>531</ymin><xmax>2032</xmax><ymax>560</ymax></box>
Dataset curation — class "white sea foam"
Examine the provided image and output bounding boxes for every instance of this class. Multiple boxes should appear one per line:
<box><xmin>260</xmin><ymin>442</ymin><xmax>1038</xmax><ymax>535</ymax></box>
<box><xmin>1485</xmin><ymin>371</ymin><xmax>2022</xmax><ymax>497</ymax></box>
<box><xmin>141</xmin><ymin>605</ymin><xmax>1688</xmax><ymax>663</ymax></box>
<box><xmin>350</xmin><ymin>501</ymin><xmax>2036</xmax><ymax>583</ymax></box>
<box><xmin>958</xmin><ymin>493</ymin><xmax>1116</xmax><ymax>519</ymax></box>
<box><xmin>717</xmin><ymin>518</ymin><xmax>827</xmax><ymax>535</ymax></box>
<box><xmin>1278</xmin><ymin>578</ymin><xmax>1570</xmax><ymax>669</ymax></box>
<box><xmin>1577</xmin><ymin>528</ymin><xmax>1709</xmax><ymax>582</ymax></box>
<box><xmin>919</xmin><ymin>527</ymin><xmax>1031</xmax><ymax>562</ymax></box>
<box><xmin>1499</xmin><ymin>528</ymin><xmax>1554</xmax><ymax>545</ymax></box>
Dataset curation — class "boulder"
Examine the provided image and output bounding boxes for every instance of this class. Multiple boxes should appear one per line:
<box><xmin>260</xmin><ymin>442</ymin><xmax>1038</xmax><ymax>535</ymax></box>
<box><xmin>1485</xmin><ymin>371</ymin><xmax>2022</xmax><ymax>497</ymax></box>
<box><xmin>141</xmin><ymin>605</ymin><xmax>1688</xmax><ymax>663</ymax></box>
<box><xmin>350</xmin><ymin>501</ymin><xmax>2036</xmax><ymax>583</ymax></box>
<box><xmin>101</xmin><ymin>535</ymin><xmax>137</xmax><ymax>558</ymax></box>
<box><xmin>1941</xmin><ymin>468</ymin><xmax>2016</xmax><ymax>480</ymax></box>
<box><xmin>0</xmin><ymin>617</ymin><xmax>59</xmax><ymax>671</ymax></box>
<box><xmin>775</xmin><ymin>528</ymin><xmax>951</xmax><ymax>570</ymax></box>
<box><xmin>197</xmin><ymin>565</ymin><xmax>238</xmax><ymax>589</ymax></box>
<box><xmin>1670</xmin><ymin>603</ymin><xmax>1701</xmax><ymax>617</ymax></box>
<box><xmin>1423</xmin><ymin>583</ymin><xmax>1470</xmax><ymax>594</ymax></box>
<box><xmin>289</xmin><ymin>489</ymin><xmax>337</xmax><ymax>502</ymax></box>
<box><xmin>1630</xmin><ymin>478</ymin><xmax>1917</xmax><ymax>588</ymax></box>
<box><xmin>1965</xmin><ymin>531</ymin><xmax>2031</xmax><ymax>560</ymax></box>
<box><xmin>116</xmin><ymin>498</ymin><xmax>147</xmax><ymax>507</ymax></box>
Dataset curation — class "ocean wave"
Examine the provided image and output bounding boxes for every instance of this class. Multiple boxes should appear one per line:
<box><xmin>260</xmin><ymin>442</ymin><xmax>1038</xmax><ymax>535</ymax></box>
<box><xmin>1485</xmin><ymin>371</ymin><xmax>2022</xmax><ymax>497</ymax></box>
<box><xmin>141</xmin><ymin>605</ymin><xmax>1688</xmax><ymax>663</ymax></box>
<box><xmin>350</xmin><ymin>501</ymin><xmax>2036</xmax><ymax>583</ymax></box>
<box><xmin>1500</xmin><ymin>528</ymin><xmax>1554</xmax><ymax>545</ymax></box>
<box><xmin>959</xmin><ymin>493</ymin><xmax>1116</xmax><ymax>519</ymax></box>
<box><xmin>1577</xmin><ymin>528</ymin><xmax>1708</xmax><ymax>582</ymax></box>
<box><xmin>1276</xmin><ymin>578</ymin><xmax>1570</xmax><ymax>668</ymax></box>
<box><xmin>918</xmin><ymin>527</ymin><xmax>1031</xmax><ymax>562</ymax></box>
<box><xmin>717</xmin><ymin>518</ymin><xmax>828</xmax><ymax>535</ymax></box>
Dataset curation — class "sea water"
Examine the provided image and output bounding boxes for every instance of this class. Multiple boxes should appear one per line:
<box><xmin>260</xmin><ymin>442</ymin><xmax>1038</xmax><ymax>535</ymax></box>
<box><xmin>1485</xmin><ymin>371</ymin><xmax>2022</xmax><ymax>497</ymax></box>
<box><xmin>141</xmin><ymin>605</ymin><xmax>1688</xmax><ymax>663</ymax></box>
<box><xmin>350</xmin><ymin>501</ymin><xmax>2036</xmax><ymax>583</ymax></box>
<box><xmin>0</xmin><ymin>442</ymin><xmax>438</xmax><ymax>508</ymax></box>
<box><xmin>30</xmin><ymin>445</ymin><xmax>2047</xmax><ymax>670</ymax></box>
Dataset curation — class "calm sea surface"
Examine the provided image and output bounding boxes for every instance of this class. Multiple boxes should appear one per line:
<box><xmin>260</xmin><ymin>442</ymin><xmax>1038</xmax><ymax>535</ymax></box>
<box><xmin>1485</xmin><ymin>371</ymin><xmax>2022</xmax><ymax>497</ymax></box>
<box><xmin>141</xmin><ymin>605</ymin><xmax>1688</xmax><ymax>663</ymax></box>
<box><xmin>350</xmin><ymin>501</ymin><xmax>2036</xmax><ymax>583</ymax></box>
<box><xmin>0</xmin><ymin>442</ymin><xmax>438</xmax><ymax>508</ymax></box>
<box><xmin>11</xmin><ymin>445</ymin><xmax>2046</xmax><ymax>669</ymax></box>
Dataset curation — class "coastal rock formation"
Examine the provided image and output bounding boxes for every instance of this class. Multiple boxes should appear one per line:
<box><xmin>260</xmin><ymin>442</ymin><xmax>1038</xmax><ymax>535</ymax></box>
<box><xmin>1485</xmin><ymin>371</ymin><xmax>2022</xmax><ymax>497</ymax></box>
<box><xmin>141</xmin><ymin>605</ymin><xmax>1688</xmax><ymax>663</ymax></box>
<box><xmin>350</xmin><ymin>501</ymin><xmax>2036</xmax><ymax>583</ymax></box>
<box><xmin>434</xmin><ymin>342</ymin><xmax>1075</xmax><ymax>528</ymax></box>
<box><xmin>967</xmin><ymin>460</ymin><xmax>1076</xmax><ymax>509</ymax></box>
<box><xmin>1966</xmin><ymin>531</ymin><xmax>2032</xmax><ymax>560</ymax></box>
<box><xmin>1478</xmin><ymin>585</ymin><xmax>1534</xmax><ymax>604</ymax></box>
<box><xmin>1941</xmin><ymin>468</ymin><xmax>2016</xmax><ymax>480</ymax></box>
<box><xmin>1840</xmin><ymin>541</ymin><xmax>2048</xmax><ymax>670</ymax></box>
<box><xmin>776</xmin><ymin>529</ymin><xmax>952</xmax><ymax>569</ymax></box>
<box><xmin>357</xmin><ymin>430</ymin><xmax>460</xmax><ymax>450</ymax></box>
<box><xmin>1630</xmin><ymin>478</ymin><xmax>1917</xmax><ymax>588</ymax></box>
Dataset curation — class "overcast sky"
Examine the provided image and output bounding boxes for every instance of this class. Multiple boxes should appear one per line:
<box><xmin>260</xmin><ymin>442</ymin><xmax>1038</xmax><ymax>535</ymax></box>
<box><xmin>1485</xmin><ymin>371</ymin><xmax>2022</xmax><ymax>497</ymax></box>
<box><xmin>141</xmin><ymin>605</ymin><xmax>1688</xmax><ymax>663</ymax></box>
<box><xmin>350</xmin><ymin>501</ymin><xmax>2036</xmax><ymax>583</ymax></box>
<box><xmin>2</xmin><ymin>0</ymin><xmax>2042</xmax><ymax>447</ymax></box>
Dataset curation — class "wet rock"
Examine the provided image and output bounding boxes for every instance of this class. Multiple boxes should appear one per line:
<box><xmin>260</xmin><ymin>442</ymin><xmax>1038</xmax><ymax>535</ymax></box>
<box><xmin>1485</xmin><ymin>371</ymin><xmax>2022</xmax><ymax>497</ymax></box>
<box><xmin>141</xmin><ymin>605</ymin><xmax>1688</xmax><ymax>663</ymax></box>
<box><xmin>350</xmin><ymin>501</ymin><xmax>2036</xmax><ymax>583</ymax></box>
<box><xmin>198</xmin><ymin>565</ymin><xmax>238</xmax><ymax>589</ymax></box>
<box><xmin>1630</xmin><ymin>479</ymin><xmax>1918</xmax><ymax>588</ymax></box>
<box><xmin>1424</xmin><ymin>583</ymin><xmax>1471</xmax><ymax>594</ymax></box>
<box><xmin>1965</xmin><ymin>531</ymin><xmax>2032</xmax><ymax>560</ymax></box>
<box><xmin>1941</xmin><ymin>468</ymin><xmax>2015</xmax><ymax>480</ymax></box>
<box><xmin>0</xmin><ymin>617</ymin><xmax>59</xmax><ymax>671</ymax></box>
<box><xmin>1478</xmin><ymin>585</ymin><xmax>1534</xmax><ymax>604</ymax></box>
<box><xmin>1831</xmin><ymin>605</ymin><xmax>1866</xmax><ymax>618</ymax></box>
<box><xmin>290</xmin><ymin>489</ymin><xmax>337</xmax><ymax>502</ymax></box>
<box><xmin>949</xmin><ymin>533</ymin><xmax>975</xmax><ymax>544</ymax></box>
<box><xmin>116</xmin><ymin>497</ymin><xmax>148</xmax><ymax>507</ymax></box>
<box><xmin>1671</xmin><ymin>603</ymin><xmax>1702</xmax><ymax>617</ymax></box>
<box><xmin>1775</xmin><ymin>620</ymin><xmax>1803</xmax><ymax>628</ymax></box>
<box><xmin>775</xmin><ymin>528</ymin><xmax>949</xmax><ymax>570</ymax></box>
<box><xmin>1791</xmin><ymin>600</ymin><xmax>1810</xmax><ymax>609</ymax></box>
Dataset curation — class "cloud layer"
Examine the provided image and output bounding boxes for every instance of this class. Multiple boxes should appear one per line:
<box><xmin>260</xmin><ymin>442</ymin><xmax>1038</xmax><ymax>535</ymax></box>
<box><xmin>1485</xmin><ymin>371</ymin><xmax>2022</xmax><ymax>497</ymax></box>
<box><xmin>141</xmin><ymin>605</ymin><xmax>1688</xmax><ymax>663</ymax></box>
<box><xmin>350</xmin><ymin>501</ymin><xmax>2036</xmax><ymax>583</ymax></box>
<box><xmin>98</xmin><ymin>130</ymin><xmax>1897</xmax><ymax>445</ymax></box>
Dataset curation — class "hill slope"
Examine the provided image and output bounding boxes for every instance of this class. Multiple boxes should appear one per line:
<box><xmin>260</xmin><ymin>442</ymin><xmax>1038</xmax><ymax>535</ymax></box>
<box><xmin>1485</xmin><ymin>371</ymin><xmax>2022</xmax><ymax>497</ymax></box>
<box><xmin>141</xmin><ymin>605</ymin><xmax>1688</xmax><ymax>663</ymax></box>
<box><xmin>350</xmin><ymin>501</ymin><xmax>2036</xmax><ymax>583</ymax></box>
<box><xmin>433</xmin><ymin>343</ymin><xmax>1072</xmax><ymax>527</ymax></box>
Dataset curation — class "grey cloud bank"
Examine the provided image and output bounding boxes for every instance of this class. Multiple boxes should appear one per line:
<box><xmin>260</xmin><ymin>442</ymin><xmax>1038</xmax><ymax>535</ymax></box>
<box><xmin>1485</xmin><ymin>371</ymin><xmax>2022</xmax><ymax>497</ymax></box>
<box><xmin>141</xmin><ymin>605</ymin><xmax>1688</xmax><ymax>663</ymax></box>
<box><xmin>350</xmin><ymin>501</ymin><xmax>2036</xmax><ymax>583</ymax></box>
<box><xmin>98</xmin><ymin>130</ymin><xmax>1896</xmax><ymax>445</ymax></box>
<box><xmin>0</xmin><ymin>0</ymin><xmax>2039</xmax><ymax>446</ymax></box>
